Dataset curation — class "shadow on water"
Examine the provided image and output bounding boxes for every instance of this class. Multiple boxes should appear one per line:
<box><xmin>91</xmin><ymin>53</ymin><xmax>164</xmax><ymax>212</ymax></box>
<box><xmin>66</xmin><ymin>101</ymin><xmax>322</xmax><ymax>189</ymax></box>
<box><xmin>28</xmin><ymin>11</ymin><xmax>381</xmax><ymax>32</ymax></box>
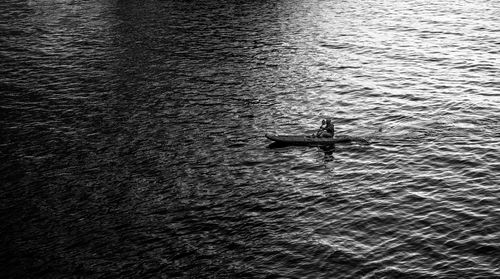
<box><xmin>320</xmin><ymin>145</ymin><xmax>336</xmax><ymax>162</ymax></box>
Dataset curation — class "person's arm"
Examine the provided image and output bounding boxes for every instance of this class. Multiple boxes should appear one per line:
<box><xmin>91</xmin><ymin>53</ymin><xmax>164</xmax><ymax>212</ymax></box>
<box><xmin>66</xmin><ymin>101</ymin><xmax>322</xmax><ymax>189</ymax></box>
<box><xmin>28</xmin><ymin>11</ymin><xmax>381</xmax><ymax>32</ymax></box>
<box><xmin>316</xmin><ymin>125</ymin><xmax>324</xmax><ymax>137</ymax></box>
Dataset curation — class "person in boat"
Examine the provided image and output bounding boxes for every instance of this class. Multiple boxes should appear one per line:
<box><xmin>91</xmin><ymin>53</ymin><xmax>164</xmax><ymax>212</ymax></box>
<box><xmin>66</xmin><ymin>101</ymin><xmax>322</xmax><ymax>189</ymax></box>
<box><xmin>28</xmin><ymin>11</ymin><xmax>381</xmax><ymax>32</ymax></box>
<box><xmin>316</xmin><ymin>119</ymin><xmax>335</xmax><ymax>138</ymax></box>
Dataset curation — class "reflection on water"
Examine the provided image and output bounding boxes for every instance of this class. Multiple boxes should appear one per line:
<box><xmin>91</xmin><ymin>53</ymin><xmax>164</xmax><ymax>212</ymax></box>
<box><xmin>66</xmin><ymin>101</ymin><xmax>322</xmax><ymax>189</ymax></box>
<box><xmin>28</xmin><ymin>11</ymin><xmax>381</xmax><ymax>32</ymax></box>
<box><xmin>1</xmin><ymin>0</ymin><xmax>499</xmax><ymax>278</ymax></box>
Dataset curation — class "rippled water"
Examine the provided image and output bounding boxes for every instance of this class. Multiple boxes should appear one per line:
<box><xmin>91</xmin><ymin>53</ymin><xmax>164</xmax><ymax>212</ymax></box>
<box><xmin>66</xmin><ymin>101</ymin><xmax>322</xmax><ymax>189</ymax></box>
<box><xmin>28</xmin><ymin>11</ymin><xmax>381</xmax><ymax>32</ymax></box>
<box><xmin>1</xmin><ymin>0</ymin><xmax>499</xmax><ymax>278</ymax></box>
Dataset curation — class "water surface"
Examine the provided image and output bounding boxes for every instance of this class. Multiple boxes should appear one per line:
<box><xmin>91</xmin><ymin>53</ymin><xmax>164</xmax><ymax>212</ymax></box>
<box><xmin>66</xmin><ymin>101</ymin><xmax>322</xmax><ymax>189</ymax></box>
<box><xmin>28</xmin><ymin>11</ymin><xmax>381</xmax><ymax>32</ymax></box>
<box><xmin>1</xmin><ymin>0</ymin><xmax>499</xmax><ymax>278</ymax></box>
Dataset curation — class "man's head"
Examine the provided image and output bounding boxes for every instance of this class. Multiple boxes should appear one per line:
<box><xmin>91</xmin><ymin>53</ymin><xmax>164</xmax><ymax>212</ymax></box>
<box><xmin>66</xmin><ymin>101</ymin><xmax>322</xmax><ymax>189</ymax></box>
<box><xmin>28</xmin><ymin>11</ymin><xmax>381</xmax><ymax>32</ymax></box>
<box><xmin>325</xmin><ymin>119</ymin><xmax>332</xmax><ymax>125</ymax></box>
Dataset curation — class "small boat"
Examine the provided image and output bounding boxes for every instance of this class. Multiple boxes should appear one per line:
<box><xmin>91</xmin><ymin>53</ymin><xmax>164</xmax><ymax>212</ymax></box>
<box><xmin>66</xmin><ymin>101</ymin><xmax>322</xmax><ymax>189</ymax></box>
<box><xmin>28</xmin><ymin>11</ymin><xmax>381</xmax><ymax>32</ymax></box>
<box><xmin>265</xmin><ymin>133</ymin><xmax>369</xmax><ymax>146</ymax></box>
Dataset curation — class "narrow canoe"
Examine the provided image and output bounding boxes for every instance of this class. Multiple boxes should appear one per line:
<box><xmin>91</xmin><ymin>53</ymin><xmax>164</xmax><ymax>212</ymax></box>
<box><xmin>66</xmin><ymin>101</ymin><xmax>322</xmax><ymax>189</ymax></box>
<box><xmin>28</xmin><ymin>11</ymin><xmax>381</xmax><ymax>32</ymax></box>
<box><xmin>265</xmin><ymin>134</ymin><xmax>368</xmax><ymax>146</ymax></box>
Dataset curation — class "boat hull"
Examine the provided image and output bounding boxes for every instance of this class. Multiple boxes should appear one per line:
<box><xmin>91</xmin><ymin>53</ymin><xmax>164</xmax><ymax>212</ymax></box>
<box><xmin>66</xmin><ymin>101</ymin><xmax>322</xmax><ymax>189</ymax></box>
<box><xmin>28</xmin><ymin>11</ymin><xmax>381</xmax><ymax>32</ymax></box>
<box><xmin>265</xmin><ymin>134</ymin><xmax>366</xmax><ymax>146</ymax></box>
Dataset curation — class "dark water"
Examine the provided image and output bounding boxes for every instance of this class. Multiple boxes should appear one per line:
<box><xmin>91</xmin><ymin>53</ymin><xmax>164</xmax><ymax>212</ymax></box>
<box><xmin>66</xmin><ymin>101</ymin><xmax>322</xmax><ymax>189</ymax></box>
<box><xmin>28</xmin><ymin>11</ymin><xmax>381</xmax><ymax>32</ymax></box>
<box><xmin>1</xmin><ymin>0</ymin><xmax>499</xmax><ymax>278</ymax></box>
